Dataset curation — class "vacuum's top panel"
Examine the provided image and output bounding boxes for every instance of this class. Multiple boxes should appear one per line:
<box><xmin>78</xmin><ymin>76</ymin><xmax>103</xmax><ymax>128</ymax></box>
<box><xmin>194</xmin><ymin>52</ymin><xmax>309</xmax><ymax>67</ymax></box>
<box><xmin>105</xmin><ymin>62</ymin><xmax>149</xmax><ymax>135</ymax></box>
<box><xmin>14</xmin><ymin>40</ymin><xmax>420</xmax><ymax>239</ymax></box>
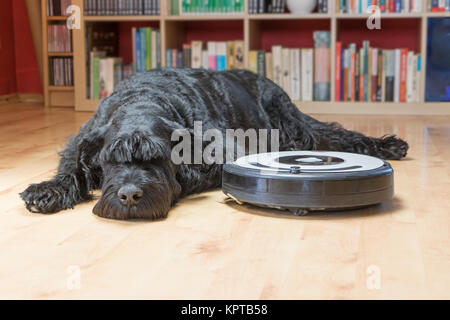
<box><xmin>226</xmin><ymin>151</ymin><xmax>389</xmax><ymax>180</ymax></box>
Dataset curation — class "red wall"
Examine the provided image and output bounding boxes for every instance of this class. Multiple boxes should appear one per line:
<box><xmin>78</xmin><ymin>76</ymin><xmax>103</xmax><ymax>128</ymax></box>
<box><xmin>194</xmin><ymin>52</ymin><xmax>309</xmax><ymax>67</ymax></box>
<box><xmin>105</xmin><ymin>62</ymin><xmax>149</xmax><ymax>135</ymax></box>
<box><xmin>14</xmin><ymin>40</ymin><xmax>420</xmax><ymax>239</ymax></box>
<box><xmin>0</xmin><ymin>0</ymin><xmax>42</xmax><ymax>96</ymax></box>
<box><xmin>0</xmin><ymin>0</ymin><xmax>17</xmax><ymax>95</ymax></box>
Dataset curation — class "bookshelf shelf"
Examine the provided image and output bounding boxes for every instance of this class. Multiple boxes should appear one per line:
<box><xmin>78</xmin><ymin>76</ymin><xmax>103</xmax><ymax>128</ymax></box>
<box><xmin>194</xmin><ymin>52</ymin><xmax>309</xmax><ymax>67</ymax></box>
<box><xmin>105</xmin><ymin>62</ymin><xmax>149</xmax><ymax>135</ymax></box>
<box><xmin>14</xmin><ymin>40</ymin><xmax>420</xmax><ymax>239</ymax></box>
<box><xmin>335</xmin><ymin>13</ymin><xmax>423</xmax><ymax>18</ymax></box>
<box><xmin>56</xmin><ymin>0</ymin><xmax>449</xmax><ymax>114</ymax></box>
<box><xmin>47</xmin><ymin>16</ymin><xmax>68</xmax><ymax>21</ymax></box>
<box><xmin>48</xmin><ymin>86</ymin><xmax>74</xmax><ymax>91</ymax></box>
<box><xmin>48</xmin><ymin>52</ymin><xmax>73</xmax><ymax>56</ymax></box>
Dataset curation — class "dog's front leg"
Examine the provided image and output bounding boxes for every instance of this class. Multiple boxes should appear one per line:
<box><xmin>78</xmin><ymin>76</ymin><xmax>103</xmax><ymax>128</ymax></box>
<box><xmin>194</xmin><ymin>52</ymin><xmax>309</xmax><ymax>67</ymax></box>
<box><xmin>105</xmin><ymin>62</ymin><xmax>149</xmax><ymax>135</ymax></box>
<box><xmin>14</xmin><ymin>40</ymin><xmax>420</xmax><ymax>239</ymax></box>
<box><xmin>20</xmin><ymin>127</ymin><xmax>105</xmax><ymax>214</ymax></box>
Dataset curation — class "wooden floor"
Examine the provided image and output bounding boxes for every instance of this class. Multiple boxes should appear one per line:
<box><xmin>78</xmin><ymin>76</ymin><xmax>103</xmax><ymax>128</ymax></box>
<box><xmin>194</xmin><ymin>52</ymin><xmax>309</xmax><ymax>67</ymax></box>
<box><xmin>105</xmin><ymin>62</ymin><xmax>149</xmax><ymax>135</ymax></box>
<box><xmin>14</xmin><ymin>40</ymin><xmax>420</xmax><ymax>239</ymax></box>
<box><xmin>0</xmin><ymin>103</ymin><xmax>449</xmax><ymax>299</ymax></box>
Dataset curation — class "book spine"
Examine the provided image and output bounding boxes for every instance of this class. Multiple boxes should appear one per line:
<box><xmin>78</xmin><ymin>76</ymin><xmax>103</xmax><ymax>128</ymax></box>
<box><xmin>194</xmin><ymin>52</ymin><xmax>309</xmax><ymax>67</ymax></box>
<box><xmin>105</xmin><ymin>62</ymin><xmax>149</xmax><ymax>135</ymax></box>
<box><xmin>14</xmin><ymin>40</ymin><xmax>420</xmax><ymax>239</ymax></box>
<box><xmin>399</xmin><ymin>48</ymin><xmax>408</xmax><ymax>102</ymax></box>
<box><xmin>343</xmin><ymin>49</ymin><xmax>348</xmax><ymax>101</ymax></box>
<box><xmin>335</xmin><ymin>42</ymin><xmax>342</xmax><ymax>101</ymax></box>
<box><xmin>146</xmin><ymin>28</ymin><xmax>152</xmax><ymax>70</ymax></box>
<box><xmin>257</xmin><ymin>50</ymin><xmax>266</xmax><ymax>77</ymax></box>
<box><xmin>166</xmin><ymin>49</ymin><xmax>172</xmax><ymax>67</ymax></box>
<box><xmin>216</xmin><ymin>42</ymin><xmax>227</xmax><ymax>71</ymax></box>
<box><xmin>234</xmin><ymin>40</ymin><xmax>245</xmax><ymax>69</ymax></box>
<box><xmin>313</xmin><ymin>31</ymin><xmax>331</xmax><ymax>101</ymax></box>
<box><xmin>249</xmin><ymin>50</ymin><xmax>258</xmax><ymax>73</ymax></box>
<box><xmin>371</xmin><ymin>48</ymin><xmax>378</xmax><ymax>102</ymax></box>
<box><xmin>377</xmin><ymin>49</ymin><xmax>382</xmax><ymax>101</ymax></box>
<box><xmin>272</xmin><ymin>45</ymin><xmax>282</xmax><ymax>86</ymax></box>
<box><xmin>136</xmin><ymin>29</ymin><xmax>141</xmax><ymax>72</ymax></box>
<box><xmin>208</xmin><ymin>42</ymin><xmax>217</xmax><ymax>70</ymax></box>
<box><xmin>394</xmin><ymin>48</ymin><xmax>401</xmax><ymax>102</ymax></box>
<box><xmin>265</xmin><ymin>52</ymin><xmax>274</xmax><ymax>81</ymax></box>
<box><xmin>281</xmin><ymin>48</ymin><xmax>291</xmax><ymax>97</ymax></box>
<box><xmin>290</xmin><ymin>49</ymin><xmax>301</xmax><ymax>101</ymax></box>
<box><xmin>406</xmin><ymin>51</ymin><xmax>414</xmax><ymax>102</ymax></box>
<box><xmin>140</xmin><ymin>28</ymin><xmax>146</xmax><ymax>72</ymax></box>
<box><xmin>301</xmin><ymin>49</ymin><xmax>313</xmax><ymax>101</ymax></box>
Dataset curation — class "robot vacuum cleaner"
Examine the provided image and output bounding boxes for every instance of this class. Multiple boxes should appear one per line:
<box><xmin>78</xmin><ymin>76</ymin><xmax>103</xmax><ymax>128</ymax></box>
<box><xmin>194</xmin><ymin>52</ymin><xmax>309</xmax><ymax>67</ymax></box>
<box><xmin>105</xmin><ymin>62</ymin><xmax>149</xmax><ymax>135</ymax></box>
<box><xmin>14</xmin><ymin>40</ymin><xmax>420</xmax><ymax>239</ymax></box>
<box><xmin>222</xmin><ymin>151</ymin><xmax>394</xmax><ymax>216</ymax></box>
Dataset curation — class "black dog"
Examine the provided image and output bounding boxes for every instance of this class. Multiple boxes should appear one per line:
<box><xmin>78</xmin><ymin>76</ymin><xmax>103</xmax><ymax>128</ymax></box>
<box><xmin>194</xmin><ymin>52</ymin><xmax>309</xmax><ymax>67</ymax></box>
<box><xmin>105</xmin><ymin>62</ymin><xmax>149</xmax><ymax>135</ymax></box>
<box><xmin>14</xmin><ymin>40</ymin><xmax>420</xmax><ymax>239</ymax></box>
<box><xmin>20</xmin><ymin>68</ymin><xmax>408</xmax><ymax>220</ymax></box>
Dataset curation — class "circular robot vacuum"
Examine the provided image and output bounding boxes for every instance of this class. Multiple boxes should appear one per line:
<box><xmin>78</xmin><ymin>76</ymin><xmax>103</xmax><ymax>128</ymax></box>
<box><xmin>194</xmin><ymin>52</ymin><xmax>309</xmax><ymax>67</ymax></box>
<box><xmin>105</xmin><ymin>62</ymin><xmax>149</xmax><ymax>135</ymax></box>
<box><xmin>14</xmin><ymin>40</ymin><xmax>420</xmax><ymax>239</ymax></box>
<box><xmin>222</xmin><ymin>151</ymin><xmax>394</xmax><ymax>216</ymax></box>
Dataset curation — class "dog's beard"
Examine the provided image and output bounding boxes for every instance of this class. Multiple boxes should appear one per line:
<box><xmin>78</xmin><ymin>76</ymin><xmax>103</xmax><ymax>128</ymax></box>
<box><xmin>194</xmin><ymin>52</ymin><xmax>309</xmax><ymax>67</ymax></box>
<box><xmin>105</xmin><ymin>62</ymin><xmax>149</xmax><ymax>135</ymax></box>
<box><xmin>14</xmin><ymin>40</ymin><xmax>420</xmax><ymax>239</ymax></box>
<box><xmin>93</xmin><ymin>162</ymin><xmax>180</xmax><ymax>220</ymax></box>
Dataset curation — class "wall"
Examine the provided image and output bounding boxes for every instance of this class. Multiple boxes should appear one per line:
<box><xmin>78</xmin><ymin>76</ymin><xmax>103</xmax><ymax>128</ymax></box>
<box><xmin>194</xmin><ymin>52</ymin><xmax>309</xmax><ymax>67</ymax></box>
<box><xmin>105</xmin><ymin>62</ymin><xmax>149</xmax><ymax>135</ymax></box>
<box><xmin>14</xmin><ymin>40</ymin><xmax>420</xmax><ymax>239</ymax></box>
<box><xmin>0</xmin><ymin>0</ymin><xmax>17</xmax><ymax>95</ymax></box>
<box><xmin>0</xmin><ymin>0</ymin><xmax>42</xmax><ymax>96</ymax></box>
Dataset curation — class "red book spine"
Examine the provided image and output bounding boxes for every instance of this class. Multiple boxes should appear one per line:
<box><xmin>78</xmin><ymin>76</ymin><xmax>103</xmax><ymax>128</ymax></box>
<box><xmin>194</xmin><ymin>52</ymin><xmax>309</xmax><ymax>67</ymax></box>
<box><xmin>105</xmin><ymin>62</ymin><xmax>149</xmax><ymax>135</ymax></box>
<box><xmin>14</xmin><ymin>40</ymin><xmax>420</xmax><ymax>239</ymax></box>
<box><xmin>335</xmin><ymin>42</ymin><xmax>341</xmax><ymax>102</ymax></box>
<box><xmin>351</xmin><ymin>50</ymin><xmax>355</xmax><ymax>101</ymax></box>
<box><xmin>399</xmin><ymin>49</ymin><xmax>408</xmax><ymax>102</ymax></box>
<box><xmin>389</xmin><ymin>0</ymin><xmax>395</xmax><ymax>12</ymax></box>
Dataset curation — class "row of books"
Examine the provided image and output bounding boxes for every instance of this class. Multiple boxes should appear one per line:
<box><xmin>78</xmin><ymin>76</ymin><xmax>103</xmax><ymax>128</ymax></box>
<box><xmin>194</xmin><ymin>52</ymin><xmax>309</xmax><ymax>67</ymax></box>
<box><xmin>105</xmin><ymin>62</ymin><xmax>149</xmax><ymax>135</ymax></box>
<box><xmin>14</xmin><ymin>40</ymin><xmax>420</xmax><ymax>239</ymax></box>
<box><xmin>249</xmin><ymin>32</ymin><xmax>330</xmax><ymax>101</ymax></box>
<box><xmin>335</xmin><ymin>41</ymin><xmax>421</xmax><ymax>102</ymax></box>
<box><xmin>46</xmin><ymin>0</ymin><xmax>71</xmax><ymax>16</ymax></box>
<box><xmin>166</xmin><ymin>40</ymin><xmax>245</xmax><ymax>69</ymax></box>
<box><xmin>248</xmin><ymin>0</ymin><xmax>286</xmax><ymax>13</ymax></box>
<box><xmin>336</xmin><ymin>0</ymin><xmax>423</xmax><ymax>13</ymax></box>
<box><xmin>89</xmin><ymin>54</ymin><xmax>134</xmax><ymax>99</ymax></box>
<box><xmin>84</xmin><ymin>0</ymin><xmax>161</xmax><ymax>15</ymax></box>
<box><xmin>50</xmin><ymin>58</ymin><xmax>73</xmax><ymax>86</ymax></box>
<box><xmin>429</xmin><ymin>0</ymin><xmax>450</xmax><ymax>11</ymax></box>
<box><xmin>131</xmin><ymin>27</ymin><xmax>162</xmax><ymax>73</ymax></box>
<box><xmin>47</xmin><ymin>25</ymin><xmax>72</xmax><ymax>53</ymax></box>
<box><xmin>172</xmin><ymin>0</ymin><xmax>245</xmax><ymax>14</ymax></box>
<box><xmin>249</xmin><ymin>0</ymin><xmax>329</xmax><ymax>13</ymax></box>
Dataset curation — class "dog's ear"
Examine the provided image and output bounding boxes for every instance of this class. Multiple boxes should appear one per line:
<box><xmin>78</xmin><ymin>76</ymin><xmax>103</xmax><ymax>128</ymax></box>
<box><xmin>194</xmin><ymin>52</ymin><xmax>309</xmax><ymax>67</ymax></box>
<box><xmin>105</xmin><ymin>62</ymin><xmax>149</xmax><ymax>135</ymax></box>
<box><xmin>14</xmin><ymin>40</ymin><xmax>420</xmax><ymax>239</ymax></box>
<box><xmin>75</xmin><ymin>126</ymin><xmax>107</xmax><ymax>188</ymax></box>
<box><xmin>100</xmin><ymin>131</ymin><xmax>171</xmax><ymax>163</ymax></box>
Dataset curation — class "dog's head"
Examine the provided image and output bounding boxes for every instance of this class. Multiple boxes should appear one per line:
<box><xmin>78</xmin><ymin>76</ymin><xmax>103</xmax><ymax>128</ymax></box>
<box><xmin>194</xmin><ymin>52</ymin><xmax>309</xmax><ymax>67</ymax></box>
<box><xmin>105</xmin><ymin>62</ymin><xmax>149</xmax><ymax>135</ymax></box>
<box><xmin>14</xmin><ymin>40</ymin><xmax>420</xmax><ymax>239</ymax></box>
<box><xmin>92</xmin><ymin>131</ymin><xmax>181</xmax><ymax>220</ymax></box>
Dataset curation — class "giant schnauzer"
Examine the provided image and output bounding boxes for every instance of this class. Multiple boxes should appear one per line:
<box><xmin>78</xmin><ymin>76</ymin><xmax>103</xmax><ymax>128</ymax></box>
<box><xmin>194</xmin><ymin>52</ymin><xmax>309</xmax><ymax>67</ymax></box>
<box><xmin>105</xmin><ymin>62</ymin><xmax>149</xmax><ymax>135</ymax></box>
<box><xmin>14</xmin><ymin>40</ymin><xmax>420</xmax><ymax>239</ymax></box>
<box><xmin>20</xmin><ymin>68</ymin><xmax>408</xmax><ymax>220</ymax></box>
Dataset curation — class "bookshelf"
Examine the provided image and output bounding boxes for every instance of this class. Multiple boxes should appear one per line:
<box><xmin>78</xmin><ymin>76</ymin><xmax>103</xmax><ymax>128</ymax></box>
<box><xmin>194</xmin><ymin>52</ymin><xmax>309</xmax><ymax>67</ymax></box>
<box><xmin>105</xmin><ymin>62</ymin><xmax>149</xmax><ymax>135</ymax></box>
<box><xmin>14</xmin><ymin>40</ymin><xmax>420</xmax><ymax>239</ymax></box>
<box><xmin>61</xmin><ymin>0</ymin><xmax>450</xmax><ymax>114</ymax></box>
<box><xmin>41</xmin><ymin>1</ymin><xmax>75</xmax><ymax>107</ymax></box>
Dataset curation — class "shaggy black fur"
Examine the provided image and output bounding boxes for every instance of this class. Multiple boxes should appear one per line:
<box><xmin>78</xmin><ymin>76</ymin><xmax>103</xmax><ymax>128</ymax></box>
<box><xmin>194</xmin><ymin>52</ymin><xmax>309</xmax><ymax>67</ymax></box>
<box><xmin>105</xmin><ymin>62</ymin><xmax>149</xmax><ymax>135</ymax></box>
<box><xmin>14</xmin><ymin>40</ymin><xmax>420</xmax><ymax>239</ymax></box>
<box><xmin>20</xmin><ymin>68</ymin><xmax>408</xmax><ymax>220</ymax></box>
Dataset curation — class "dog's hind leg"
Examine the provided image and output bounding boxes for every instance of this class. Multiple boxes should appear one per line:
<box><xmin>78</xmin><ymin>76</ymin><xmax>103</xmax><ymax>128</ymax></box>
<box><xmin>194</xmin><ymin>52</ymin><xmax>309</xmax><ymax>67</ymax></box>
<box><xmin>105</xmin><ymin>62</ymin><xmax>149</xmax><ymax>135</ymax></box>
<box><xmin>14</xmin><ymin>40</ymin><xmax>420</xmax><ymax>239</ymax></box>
<box><xmin>20</xmin><ymin>124</ymin><xmax>106</xmax><ymax>214</ymax></box>
<box><xmin>305</xmin><ymin>119</ymin><xmax>409</xmax><ymax>160</ymax></box>
<box><xmin>267</xmin><ymin>85</ymin><xmax>408</xmax><ymax>160</ymax></box>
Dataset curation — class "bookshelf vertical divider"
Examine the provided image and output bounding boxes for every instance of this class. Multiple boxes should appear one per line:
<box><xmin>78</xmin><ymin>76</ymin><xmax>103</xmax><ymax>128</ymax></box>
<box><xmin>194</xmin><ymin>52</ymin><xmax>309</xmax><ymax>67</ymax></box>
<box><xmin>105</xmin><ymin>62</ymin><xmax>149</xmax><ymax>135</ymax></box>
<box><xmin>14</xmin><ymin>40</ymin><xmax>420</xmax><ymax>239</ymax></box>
<box><xmin>67</xmin><ymin>0</ymin><xmax>449</xmax><ymax>114</ymax></box>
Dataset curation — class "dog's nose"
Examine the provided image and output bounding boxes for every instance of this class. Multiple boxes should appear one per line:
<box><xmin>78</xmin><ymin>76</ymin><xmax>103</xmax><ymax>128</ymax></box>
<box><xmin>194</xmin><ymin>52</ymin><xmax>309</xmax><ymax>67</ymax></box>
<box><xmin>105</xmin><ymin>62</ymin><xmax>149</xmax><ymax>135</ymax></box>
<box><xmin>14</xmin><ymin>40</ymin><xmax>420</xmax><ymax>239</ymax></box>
<box><xmin>118</xmin><ymin>185</ymin><xmax>143</xmax><ymax>206</ymax></box>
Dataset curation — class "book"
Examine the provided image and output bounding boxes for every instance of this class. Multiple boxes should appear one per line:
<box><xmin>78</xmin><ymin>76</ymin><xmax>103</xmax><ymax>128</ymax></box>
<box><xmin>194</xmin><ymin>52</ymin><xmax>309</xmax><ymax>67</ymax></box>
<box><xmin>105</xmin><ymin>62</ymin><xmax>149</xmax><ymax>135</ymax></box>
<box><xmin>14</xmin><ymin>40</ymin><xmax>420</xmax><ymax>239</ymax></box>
<box><xmin>234</xmin><ymin>41</ymin><xmax>245</xmax><ymax>69</ymax></box>
<box><xmin>216</xmin><ymin>42</ymin><xmax>227</xmax><ymax>71</ymax></box>
<box><xmin>301</xmin><ymin>48</ymin><xmax>314</xmax><ymax>101</ymax></box>
<box><xmin>249</xmin><ymin>50</ymin><xmax>258</xmax><ymax>74</ymax></box>
<box><xmin>272</xmin><ymin>45</ymin><xmax>283</xmax><ymax>86</ymax></box>
<box><xmin>257</xmin><ymin>51</ymin><xmax>266</xmax><ymax>77</ymax></box>
<box><xmin>335</xmin><ymin>42</ymin><xmax>342</xmax><ymax>101</ymax></box>
<box><xmin>90</xmin><ymin>51</ymin><xmax>106</xmax><ymax>99</ymax></box>
<box><xmin>208</xmin><ymin>42</ymin><xmax>217</xmax><ymax>70</ymax></box>
<box><xmin>313</xmin><ymin>31</ymin><xmax>331</xmax><ymax>101</ymax></box>
<box><xmin>191</xmin><ymin>41</ymin><xmax>203</xmax><ymax>68</ymax></box>
<box><xmin>282</xmin><ymin>48</ymin><xmax>291</xmax><ymax>96</ymax></box>
<box><xmin>265</xmin><ymin>52</ymin><xmax>273</xmax><ymax>81</ymax></box>
<box><xmin>290</xmin><ymin>49</ymin><xmax>301</xmax><ymax>101</ymax></box>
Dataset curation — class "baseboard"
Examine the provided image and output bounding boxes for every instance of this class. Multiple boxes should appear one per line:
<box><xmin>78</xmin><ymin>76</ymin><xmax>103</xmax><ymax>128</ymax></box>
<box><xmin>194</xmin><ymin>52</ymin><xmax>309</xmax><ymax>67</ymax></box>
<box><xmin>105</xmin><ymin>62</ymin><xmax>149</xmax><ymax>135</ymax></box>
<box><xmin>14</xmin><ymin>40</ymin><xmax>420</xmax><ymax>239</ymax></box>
<box><xmin>0</xmin><ymin>94</ymin><xmax>19</xmax><ymax>105</ymax></box>
<box><xmin>18</xmin><ymin>93</ymin><xmax>44</xmax><ymax>104</ymax></box>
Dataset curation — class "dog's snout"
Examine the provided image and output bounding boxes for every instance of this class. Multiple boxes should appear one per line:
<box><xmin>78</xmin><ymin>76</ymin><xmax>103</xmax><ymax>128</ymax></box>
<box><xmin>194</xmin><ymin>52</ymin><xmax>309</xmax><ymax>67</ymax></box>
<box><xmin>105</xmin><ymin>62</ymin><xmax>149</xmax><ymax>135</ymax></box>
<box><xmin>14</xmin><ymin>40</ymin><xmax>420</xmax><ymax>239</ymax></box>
<box><xmin>118</xmin><ymin>185</ymin><xmax>143</xmax><ymax>206</ymax></box>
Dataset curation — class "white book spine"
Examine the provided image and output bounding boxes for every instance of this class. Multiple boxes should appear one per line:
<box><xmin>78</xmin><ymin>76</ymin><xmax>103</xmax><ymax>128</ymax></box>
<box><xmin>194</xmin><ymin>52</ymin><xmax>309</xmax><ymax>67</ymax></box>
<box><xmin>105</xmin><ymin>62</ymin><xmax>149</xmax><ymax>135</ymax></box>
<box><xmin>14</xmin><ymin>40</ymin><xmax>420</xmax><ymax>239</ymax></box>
<box><xmin>272</xmin><ymin>46</ymin><xmax>282</xmax><ymax>87</ymax></box>
<box><xmin>191</xmin><ymin>41</ymin><xmax>203</xmax><ymax>69</ymax></box>
<box><xmin>282</xmin><ymin>48</ymin><xmax>291</xmax><ymax>97</ymax></box>
<box><xmin>202</xmin><ymin>50</ymin><xmax>209</xmax><ymax>69</ymax></box>
<box><xmin>394</xmin><ymin>49</ymin><xmax>401</xmax><ymax>103</ymax></box>
<box><xmin>290</xmin><ymin>49</ymin><xmax>301</xmax><ymax>101</ymax></box>
<box><xmin>301</xmin><ymin>49</ymin><xmax>313</xmax><ymax>102</ymax></box>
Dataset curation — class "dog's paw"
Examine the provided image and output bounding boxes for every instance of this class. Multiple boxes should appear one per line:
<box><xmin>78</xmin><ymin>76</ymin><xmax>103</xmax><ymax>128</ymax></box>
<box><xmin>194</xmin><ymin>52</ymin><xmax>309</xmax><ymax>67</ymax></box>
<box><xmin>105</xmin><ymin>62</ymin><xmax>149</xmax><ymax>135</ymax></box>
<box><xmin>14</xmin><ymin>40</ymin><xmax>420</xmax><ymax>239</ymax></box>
<box><xmin>379</xmin><ymin>135</ymin><xmax>409</xmax><ymax>160</ymax></box>
<box><xmin>20</xmin><ymin>180</ymin><xmax>75</xmax><ymax>214</ymax></box>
